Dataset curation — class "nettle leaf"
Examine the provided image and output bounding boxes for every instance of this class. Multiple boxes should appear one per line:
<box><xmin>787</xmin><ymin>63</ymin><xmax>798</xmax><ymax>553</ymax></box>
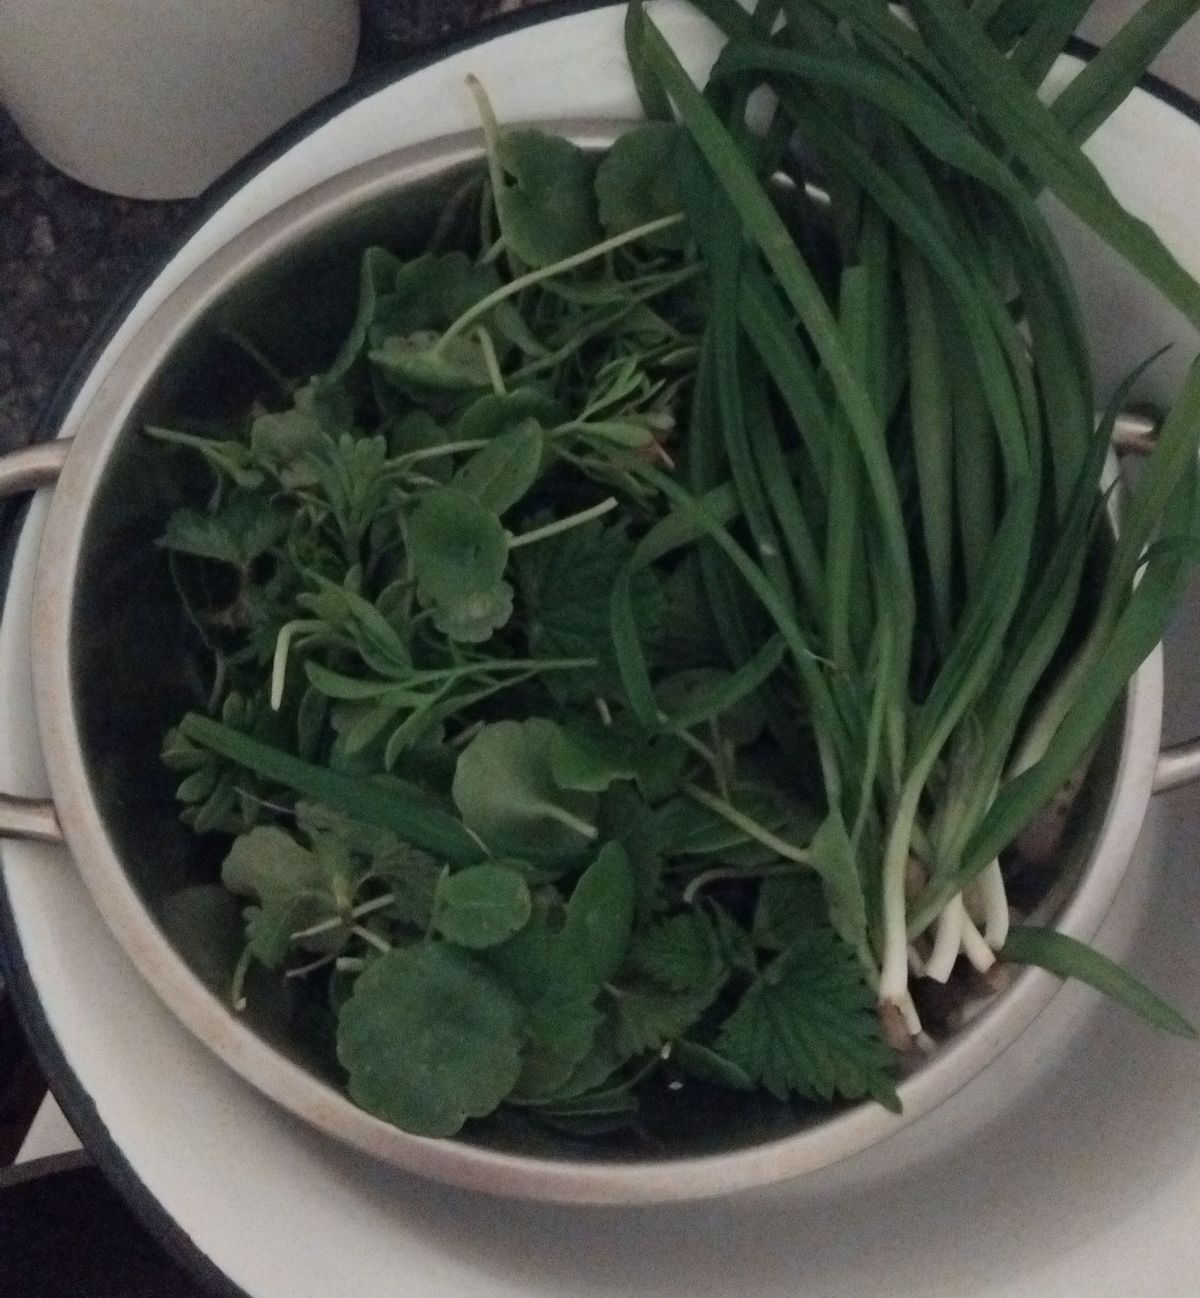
<box><xmin>456</xmin><ymin>387</ymin><xmax>563</xmax><ymax>441</ymax></box>
<box><xmin>609</xmin><ymin>982</ymin><xmax>717</xmax><ymax>1059</ymax></box>
<box><xmin>434</xmin><ymin>864</ymin><xmax>532</xmax><ymax>949</ymax></box>
<box><xmin>407</xmin><ymin>486</ymin><xmax>509</xmax><ymax>613</ymax></box>
<box><xmin>370</xmin><ymin>332</ymin><xmax>491</xmax><ymax>393</ymax></box>
<box><xmin>595</xmin><ymin>123</ymin><xmax>686</xmax><ymax>248</ymax></box>
<box><xmin>628</xmin><ymin>910</ymin><xmax>724</xmax><ymax>993</ymax></box>
<box><xmin>336</xmin><ymin>943</ymin><xmax>524</xmax><ymax>1137</ymax></box>
<box><xmin>716</xmin><ymin>929</ymin><xmax>899</xmax><ymax>1111</ymax></box>
<box><xmin>452</xmin><ymin>719</ymin><xmax>599</xmax><ymax>857</ymax></box>
<box><xmin>564</xmin><ymin>842</ymin><xmax>637</xmax><ymax>985</ymax></box>
<box><xmin>753</xmin><ymin>872</ymin><xmax>826</xmax><ymax>951</ymax></box>
<box><xmin>452</xmin><ymin>420</ymin><xmax>543</xmax><ymax>515</ymax></box>
<box><xmin>496</xmin><ymin>130</ymin><xmax>601</xmax><ymax>267</ymax></box>
<box><xmin>709</xmin><ymin>902</ymin><xmax>757</xmax><ymax>976</ymax></box>
<box><xmin>160</xmin><ymin>495</ymin><xmax>289</xmax><ymax>567</ymax></box>
<box><xmin>516</xmin><ymin>521</ymin><xmax>666</xmax><ymax>700</ymax></box>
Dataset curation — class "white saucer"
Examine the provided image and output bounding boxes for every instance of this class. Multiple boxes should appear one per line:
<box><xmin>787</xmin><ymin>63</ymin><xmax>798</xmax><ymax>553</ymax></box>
<box><xmin>4</xmin><ymin>4</ymin><xmax>1200</xmax><ymax>1295</ymax></box>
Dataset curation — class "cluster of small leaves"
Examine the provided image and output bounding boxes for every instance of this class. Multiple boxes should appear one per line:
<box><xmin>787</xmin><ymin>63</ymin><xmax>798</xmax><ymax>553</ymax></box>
<box><xmin>150</xmin><ymin>102</ymin><xmax>904</xmax><ymax>1142</ymax></box>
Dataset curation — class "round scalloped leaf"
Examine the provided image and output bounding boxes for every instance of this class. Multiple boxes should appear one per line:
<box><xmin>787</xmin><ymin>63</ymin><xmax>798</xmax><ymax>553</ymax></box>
<box><xmin>337</xmin><ymin>944</ymin><xmax>523</xmax><ymax>1137</ymax></box>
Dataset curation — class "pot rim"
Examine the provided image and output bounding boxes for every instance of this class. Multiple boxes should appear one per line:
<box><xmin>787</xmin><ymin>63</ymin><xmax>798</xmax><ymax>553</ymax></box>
<box><xmin>22</xmin><ymin>122</ymin><xmax>1166</xmax><ymax>1205</ymax></box>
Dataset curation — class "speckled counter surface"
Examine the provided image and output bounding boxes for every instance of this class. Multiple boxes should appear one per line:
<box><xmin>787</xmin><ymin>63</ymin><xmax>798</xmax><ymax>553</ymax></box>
<box><xmin>0</xmin><ymin>0</ymin><xmax>514</xmax><ymax>457</ymax></box>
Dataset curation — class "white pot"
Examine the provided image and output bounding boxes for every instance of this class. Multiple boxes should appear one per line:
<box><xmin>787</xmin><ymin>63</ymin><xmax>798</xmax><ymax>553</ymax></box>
<box><xmin>0</xmin><ymin>0</ymin><xmax>360</xmax><ymax>199</ymax></box>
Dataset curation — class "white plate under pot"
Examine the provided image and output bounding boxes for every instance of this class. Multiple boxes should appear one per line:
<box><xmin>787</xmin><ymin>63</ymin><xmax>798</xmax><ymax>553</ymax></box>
<box><xmin>3</xmin><ymin>2</ymin><xmax>1200</xmax><ymax>1295</ymax></box>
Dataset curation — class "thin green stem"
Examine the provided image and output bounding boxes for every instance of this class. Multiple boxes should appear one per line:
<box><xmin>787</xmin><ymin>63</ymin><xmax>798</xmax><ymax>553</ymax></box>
<box><xmin>682</xmin><ymin>781</ymin><xmax>811</xmax><ymax>866</ymax></box>
<box><xmin>507</xmin><ymin>497</ymin><xmax>618</xmax><ymax>549</ymax></box>
<box><xmin>437</xmin><ymin>213</ymin><xmax>686</xmax><ymax>348</ymax></box>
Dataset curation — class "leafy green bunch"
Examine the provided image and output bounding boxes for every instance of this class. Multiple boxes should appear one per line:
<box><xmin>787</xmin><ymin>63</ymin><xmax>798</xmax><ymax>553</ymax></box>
<box><xmin>155</xmin><ymin>100</ymin><xmax>900</xmax><ymax>1138</ymax></box>
<box><xmin>152</xmin><ymin>0</ymin><xmax>1200</xmax><ymax>1146</ymax></box>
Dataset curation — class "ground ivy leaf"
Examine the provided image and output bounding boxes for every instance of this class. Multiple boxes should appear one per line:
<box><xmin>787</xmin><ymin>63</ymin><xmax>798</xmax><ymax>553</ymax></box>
<box><xmin>452</xmin><ymin>719</ymin><xmax>599</xmax><ymax>857</ymax></box>
<box><xmin>564</xmin><ymin>842</ymin><xmax>636</xmax><ymax>985</ymax></box>
<box><xmin>434</xmin><ymin>864</ymin><xmax>532</xmax><ymax>949</ymax></box>
<box><xmin>337</xmin><ymin>944</ymin><xmax>524</xmax><ymax>1136</ymax></box>
<box><xmin>496</xmin><ymin>130</ymin><xmax>601</xmax><ymax>267</ymax></box>
<box><xmin>430</xmin><ymin>580</ymin><xmax>514</xmax><ymax>644</ymax></box>
<box><xmin>250</xmin><ymin>407</ymin><xmax>325</xmax><ymax>487</ymax></box>
<box><xmin>371</xmin><ymin>332</ymin><xmax>491</xmax><ymax>393</ymax></box>
<box><xmin>595</xmin><ymin>123</ymin><xmax>686</xmax><ymax>248</ymax></box>
<box><xmin>407</xmin><ymin>486</ymin><xmax>509</xmax><ymax>614</ymax></box>
<box><xmin>716</xmin><ymin>929</ymin><xmax>899</xmax><ymax>1111</ymax></box>
<box><xmin>628</xmin><ymin>910</ymin><xmax>723</xmax><ymax>993</ymax></box>
<box><xmin>244</xmin><ymin>904</ymin><xmax>295</xmax><ymax>969</ymax></box>
<box><xmin>452</xmin><ymin>420</ymin><xmax>543</xmax><ymax>515</ymax></box>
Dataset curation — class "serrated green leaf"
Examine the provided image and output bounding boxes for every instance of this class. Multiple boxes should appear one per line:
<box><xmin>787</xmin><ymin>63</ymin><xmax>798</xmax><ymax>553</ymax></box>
<box><xmin>430</xmin><ymin>580</ymin><xmax>514</xmax><ymax>644</ymax></box>
<box><xmin>628</xmin><ymin>910</ymin><xmax>723</xmax><ymax>993</ymax></box>
<box><xmin>516</xmin><ymin>521</ymin><xmax>666</xmax><ymax>701</ymax></box>
<box><xmin>716</xmin><ymin>929</ymin><xmax>899</xmax><ymax>1111</ymax></box>
<box><xmin>753</xmin><ymin>873</ymin><xmax>826</xmax><ymax>951</ymax></box>
<box><xmin>337</xmin><ymin>944</ymin><xmax>524</xmax><ymax>1136</ymax></box>
<box><xmin>610</xmin><ymin>981</ymin><xmax>717</xmax><ymax>1058</ymax></box>
<box><xmin>407</xmin><ymin>486</ymin><xmax>509</xmax><ymax>617</ymax></box>
<box><xmin>159</xmin><ymin>496</ymin><xmax>289</xmax><ymax>567</ymax></box>
<box><xmin>434</xmin><ymin>864</ymin><xmax>532</xmax><ymax>949</ymax></box>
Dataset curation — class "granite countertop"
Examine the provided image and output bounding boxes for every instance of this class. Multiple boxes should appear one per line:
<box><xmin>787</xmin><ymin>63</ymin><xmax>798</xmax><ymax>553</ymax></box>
<box><xmin>0</xmin><ymin>0</ymin><xmax>515</xmax><ymax>459</ymax></box>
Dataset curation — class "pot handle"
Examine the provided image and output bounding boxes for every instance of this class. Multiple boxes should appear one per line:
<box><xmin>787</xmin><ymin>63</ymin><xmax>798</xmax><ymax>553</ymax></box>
<box><xmin>0</xmin><ymin>439</ymin><xmax>70</xmax><ymax>846</ymax></box>
<box><xmin>1112</xmin><ymin>412</ymin><xmax>1200</xmax><ymax>794</ymax></box>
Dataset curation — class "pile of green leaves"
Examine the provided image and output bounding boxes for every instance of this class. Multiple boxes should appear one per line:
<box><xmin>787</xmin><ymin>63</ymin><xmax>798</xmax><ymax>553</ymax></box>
<box><xmin>152</xmin><ymin>0</ymin><xmax>1200</xmax><ymax>1144</ymax></box>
